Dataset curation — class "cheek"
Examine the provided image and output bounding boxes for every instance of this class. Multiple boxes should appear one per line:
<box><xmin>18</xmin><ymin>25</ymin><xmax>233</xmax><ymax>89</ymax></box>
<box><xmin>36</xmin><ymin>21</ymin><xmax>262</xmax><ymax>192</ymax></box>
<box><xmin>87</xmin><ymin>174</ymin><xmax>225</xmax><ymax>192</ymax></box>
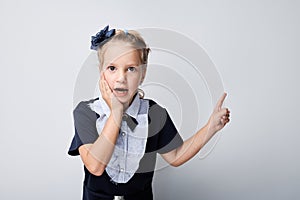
<box><xmin>128</xmin><ymin>74</ymin><xmax>142</xmax><ymax>89</ymax></box>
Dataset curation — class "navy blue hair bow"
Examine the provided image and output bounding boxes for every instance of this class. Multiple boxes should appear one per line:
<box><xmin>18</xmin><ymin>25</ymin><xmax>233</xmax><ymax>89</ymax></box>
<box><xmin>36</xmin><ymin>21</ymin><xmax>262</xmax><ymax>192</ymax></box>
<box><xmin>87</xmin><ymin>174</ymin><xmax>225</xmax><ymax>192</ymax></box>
<box><xmin>90</xmin><ymin>25</ymin><xmax>116</xmax><ymax>50</ymax></box>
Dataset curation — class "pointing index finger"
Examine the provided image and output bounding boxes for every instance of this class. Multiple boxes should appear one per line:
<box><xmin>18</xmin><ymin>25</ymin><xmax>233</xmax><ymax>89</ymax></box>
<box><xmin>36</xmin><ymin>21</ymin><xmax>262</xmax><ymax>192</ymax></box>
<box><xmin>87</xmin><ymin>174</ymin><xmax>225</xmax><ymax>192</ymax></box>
<box><xmin>216</xmin><ymin>92</ymin><xmax>227</xmax><ymax>109</ymax></box>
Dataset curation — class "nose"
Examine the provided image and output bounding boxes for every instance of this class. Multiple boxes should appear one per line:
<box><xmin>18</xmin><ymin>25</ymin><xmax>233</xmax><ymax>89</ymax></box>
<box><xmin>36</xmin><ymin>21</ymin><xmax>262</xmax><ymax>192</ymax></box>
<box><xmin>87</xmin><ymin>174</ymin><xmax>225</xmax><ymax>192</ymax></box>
<box><xmin>116</xmin><ymin>70</ymin><xmax>126</xmax><ymax>83</ymax></box>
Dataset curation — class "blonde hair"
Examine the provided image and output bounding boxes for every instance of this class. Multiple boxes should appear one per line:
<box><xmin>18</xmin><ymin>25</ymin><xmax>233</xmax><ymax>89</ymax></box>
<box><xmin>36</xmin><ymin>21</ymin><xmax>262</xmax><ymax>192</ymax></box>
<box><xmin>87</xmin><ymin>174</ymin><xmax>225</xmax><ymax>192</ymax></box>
<box><xmin>97</xmin><ymin>30</ymin><xmax>150</xmax><ymax>98</ymax></box>
<box><xmin>97</xmin><ymin>30</ymin><xmax>150</xmax><ymax>69</ymax></box>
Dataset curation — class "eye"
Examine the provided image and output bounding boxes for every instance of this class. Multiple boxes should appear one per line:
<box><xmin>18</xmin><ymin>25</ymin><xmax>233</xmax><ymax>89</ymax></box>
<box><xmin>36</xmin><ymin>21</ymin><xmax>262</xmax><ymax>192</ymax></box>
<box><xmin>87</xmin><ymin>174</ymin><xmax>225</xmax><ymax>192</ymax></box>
<box><xmin>107</xmin><ymin>66</ymin><xmax>116</xmax><ymax>71</ymax></box>
<box><xmin>128</xmin><ymin>66</ymin><xmax>136</xmax><ymax>72</ymax></box>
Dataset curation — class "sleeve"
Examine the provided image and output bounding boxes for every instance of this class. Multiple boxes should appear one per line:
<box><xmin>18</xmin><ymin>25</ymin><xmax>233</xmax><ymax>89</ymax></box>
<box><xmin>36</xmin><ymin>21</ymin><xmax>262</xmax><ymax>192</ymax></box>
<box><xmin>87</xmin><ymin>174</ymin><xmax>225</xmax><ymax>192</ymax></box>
<box><xmin>68</xmin><ymin>100</ymin><xmax>99</xmax><ymax>156</ymax></box>
<box><xmin>156</xmin><ymin>108</ymin><xmax>183</xmax><ymax>154</ymax></box>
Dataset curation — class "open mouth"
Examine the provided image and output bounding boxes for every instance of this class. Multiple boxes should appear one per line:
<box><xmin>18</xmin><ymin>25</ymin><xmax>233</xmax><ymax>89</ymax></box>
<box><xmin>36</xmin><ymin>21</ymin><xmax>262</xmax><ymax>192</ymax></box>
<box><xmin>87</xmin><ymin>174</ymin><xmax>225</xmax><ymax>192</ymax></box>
<box><xmin>114</xmin><ymin>88</ymin><xmax>129</xmax><ymax>95</ymax></box>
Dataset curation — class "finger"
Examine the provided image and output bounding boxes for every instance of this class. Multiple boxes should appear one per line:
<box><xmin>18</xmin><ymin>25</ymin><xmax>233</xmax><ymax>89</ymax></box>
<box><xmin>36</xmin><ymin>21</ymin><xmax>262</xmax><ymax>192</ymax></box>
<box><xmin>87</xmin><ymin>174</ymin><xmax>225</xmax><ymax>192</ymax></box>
<box><xmin>100</xmin><ymin>77</ymin><xmax>109</xmax><ymax>94</ymax></box>
<box><xmin>222</xmin><ymin>118</ymin><xmax>229</xmax><ymax>126</ymax></box>
<box><xmin>101</xmin><ymin>71</ymin><xmax>107</xmax><ymax>81</ymax></box>
<box><xmin>217</xmin><ymin>108</ymin><xmax>228</xmax><ymax>117</ymax></box>
<box><xmin>100</xmin><ymin>79</ymin><xmax>105</xmax><ymax>96</ymax></box>
<box><xmin>221</xmin><ymin>116</ymin><xmax>230</xmax><ymax>124</ymax></box>
<box><xmin>101</xmin><ymin>80</ymin><xmax>108</xmax><ymax>94</ymax></box>
<box><xmin>215</xmin><ymin>92</ymin><xmax>227</xmax><ymax>110</ymax></box>
<box><xmin>226</xmin><ymin>118</ymin><xmax>230</xmax><ymax>123</ymax></box>
<box><xmin>223</xmin><ymin>114</ymin><xmax>230</xmax><ymax>123</ymax></box>
<box><xmin>100</xmin><ymin>71</ymin><xmax>106</xmax><ymax>86</ymax></box>
<box><xmin>103</xmin><ymin>79</ymin><xmax>114</xmax><ymax>97</ymax></box>
<box><xmin>99</xmin><ymin>72</ymin><xmax>104</xmax><ymax>90</ymax></box>
<box><xmin>103</xmin><ymin>79</ymin><xmax>110</xmax><ymax>92</ymax></box>
<box><xmin>220</xmin><ymin>118</ymin><xmax>226</xmax><ymax>125</ymax></box>
<box><xmin>223</xmin><ymin>111</ymin><xmax>230</xmax><ymax>118</ymax></box>
<box><xmin>226</xmin><ymin>109</ymin><xmax>230</xmax><ymax>117</ymax></box>
<box><xmin>220</xmin><ymin>110</ymin><xmax>230</xmax><ymax>118</ymax></box>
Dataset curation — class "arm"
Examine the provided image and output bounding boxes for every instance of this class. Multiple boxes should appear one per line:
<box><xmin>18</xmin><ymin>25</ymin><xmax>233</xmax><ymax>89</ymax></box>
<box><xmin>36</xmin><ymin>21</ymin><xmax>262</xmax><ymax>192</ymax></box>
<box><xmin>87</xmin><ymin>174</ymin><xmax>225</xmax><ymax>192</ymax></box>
<box><xmin>79</xmin><ymin>111</ymin><xmax>122</xmax><ymax>176</ymax></box>
<box><xmin>79</xmin><ymin>73</ymin><xmax>124</xmax><ymax>176</ymax></box>
<box><xmin>161</xmin><ymin>93</ymin><xmax>230</xmax><ymax>167</ymax></box>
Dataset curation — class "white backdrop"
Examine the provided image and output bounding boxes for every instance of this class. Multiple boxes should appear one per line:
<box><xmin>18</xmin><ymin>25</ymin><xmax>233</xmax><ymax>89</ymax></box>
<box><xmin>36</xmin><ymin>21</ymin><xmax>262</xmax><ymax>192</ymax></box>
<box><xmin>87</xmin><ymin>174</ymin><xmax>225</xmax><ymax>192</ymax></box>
<box><xmin>1</xmin><ymin>0</ymin><xmax>299</xmax><ymax>199</ymax></box>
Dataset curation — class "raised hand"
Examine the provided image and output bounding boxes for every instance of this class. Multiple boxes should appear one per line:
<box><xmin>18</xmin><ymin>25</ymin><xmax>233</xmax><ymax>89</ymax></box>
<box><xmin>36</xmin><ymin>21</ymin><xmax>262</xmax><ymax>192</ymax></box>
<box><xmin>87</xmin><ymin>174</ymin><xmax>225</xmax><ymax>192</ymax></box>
<box><xmin>207</xmin><ymin>92</ymin><xmax>230</xmax><ymax>134</ymax></box>
<box><xmin>160</xmin><ymin>92</ymin><xmax>231</xmax><ymax>167</ymax></box>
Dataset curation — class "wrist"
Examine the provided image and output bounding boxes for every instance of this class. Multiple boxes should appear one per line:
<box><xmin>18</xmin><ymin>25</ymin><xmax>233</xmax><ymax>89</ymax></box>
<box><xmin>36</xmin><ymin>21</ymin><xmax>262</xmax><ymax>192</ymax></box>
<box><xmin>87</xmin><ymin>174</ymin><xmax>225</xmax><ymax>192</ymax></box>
<box><xmin>112</xmin><ymin>105</ymin><xmax>123</xmax><ymax>115</ymax></box>
<box><xmin>111</xmin><ymin>107</ymin><xmax>123</xmax><ymax>116</ymax></box>
<box><xmin>108</xmin><ymin>110</ymin><xmax>123</xmax><ymax>127</ymax></box>
<box><xmin>205</xmin><ymin>120</ymin><xmax>217</xmax><ymax>136</ymax></box>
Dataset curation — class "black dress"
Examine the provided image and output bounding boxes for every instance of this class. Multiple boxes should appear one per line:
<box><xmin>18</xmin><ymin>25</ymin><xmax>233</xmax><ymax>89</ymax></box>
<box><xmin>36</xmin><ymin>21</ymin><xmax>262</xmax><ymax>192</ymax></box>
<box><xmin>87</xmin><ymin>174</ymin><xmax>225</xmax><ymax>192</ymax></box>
<box><xmin>68</xmin><ymin>98</ymin><xmax>183</xmax><ymax>200</ymax></box>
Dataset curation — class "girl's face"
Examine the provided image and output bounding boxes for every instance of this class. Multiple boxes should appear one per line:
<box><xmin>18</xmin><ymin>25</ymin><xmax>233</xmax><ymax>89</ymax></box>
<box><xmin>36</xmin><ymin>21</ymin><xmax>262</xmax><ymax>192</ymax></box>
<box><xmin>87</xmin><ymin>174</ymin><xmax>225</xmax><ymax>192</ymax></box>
<box><xmin>101</xmin><ymin>43</ymin><xmax>146</xmax><ymax>105</ymax></box>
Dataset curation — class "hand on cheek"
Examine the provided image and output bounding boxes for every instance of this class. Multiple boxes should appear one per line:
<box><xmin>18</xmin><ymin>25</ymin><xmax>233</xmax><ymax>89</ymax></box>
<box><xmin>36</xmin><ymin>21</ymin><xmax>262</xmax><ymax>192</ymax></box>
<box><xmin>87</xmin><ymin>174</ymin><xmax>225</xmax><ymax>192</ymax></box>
<box><xmin>99</xmin><ymin>72</ymin><xmax>124</xmax><ymax>112</ymax></box>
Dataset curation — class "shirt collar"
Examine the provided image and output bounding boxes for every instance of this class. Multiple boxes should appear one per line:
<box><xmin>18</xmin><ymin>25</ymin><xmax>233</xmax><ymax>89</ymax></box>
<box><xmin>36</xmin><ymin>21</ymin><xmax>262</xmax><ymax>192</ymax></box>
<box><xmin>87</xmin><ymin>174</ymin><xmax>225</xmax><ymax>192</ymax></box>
<box><xmin>125</xmin><ymin>93</ymin><xmax>140</xmax><ymax>119</ymax></box>
<box><xmin>95</xmin><ymin>95</ymin><xmax>110</xmax><ymax>117</ymax></box>
<box><xmin>91</xmin><ymin>92</ymin><xmax>140</xmax><ymax>120</ymax></box>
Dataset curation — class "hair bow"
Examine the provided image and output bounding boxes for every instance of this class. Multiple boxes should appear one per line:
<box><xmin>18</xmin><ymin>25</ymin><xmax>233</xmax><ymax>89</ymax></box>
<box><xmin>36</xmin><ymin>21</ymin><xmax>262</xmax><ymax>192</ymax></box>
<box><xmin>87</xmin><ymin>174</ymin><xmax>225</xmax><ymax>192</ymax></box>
<box><xmin>90</xmin><ymin>25</ymin><xmax>116</xmax><ymax>50</ymax></box>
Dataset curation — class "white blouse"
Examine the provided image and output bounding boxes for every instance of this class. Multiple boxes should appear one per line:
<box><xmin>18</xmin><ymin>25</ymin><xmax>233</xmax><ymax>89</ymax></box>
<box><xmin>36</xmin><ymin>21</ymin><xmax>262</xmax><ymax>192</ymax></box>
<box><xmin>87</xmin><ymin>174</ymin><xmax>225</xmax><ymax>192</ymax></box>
<box><xmin>88</xmin><ymin>94</ymin><xmax>149</xmax><ymax>183</ymax></box>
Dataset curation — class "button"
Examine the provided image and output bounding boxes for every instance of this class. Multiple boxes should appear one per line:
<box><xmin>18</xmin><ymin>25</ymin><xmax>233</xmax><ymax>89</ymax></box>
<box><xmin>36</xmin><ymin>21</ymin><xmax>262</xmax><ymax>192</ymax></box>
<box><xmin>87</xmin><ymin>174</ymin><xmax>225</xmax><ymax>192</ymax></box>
<box><xmin>120</xmin><ymin>168</ymin><xmax>124</xmax><ymax>172</ymax></box>
<box><xmin>121</xmin><ymin>132</ymin><xmax>126</xmax><ymax>136</ymax></box>
<box><xmin>122</xmin><ymin>114</ymin><xmax>128</xmax><ymax>121</ymax></box>
<box><xmin>114</xmin><ymin>196</ymin><xmax>124</xmax><ymax>200</ymax></box>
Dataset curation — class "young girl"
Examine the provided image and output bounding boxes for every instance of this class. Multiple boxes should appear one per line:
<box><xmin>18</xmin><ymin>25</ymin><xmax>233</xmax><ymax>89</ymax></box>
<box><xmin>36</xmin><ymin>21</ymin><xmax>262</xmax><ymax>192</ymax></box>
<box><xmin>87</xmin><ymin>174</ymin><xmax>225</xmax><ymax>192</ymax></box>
<box><xmin>68</xmin><ymin>25</ymin><xmax>230</xmax><ymax>200</ymax></box>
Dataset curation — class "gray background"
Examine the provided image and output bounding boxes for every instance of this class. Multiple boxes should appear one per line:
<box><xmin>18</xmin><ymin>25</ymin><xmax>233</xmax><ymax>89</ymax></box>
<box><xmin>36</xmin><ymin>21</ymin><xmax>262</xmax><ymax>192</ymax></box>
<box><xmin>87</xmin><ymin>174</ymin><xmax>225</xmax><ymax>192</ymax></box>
<box><xmin>1</xmin><ymin>0</ymin><xmax>299</xmax><ymax>199</ymax></box>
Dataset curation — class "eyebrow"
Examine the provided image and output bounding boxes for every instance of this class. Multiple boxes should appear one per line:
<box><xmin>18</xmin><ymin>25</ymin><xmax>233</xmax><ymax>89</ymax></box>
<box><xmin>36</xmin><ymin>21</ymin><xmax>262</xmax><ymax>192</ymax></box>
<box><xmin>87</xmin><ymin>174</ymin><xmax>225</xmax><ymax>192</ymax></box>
<box><xmin>107</xmin><ymin>62</ymin><xmax>140</xmax><ymax>67</ymax></box>
<box><xmin>126</xmin><ymin>63</ymin><xmax>139</xmax><ymax>67</ymax></box>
